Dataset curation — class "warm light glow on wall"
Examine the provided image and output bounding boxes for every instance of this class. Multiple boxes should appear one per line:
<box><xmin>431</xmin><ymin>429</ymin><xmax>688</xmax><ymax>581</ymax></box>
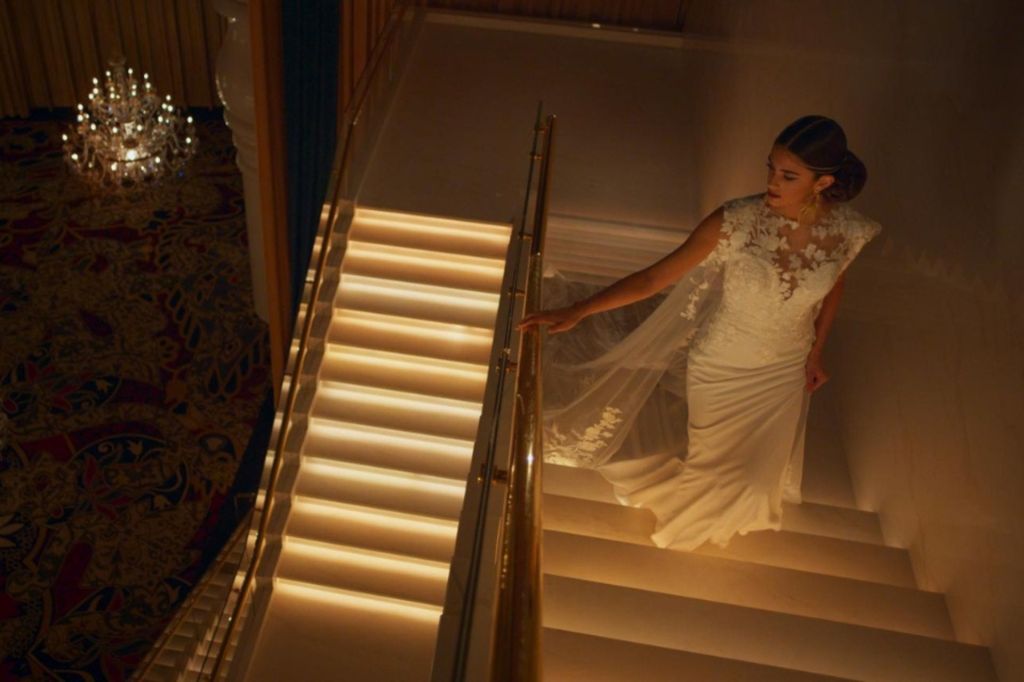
<box><xmin>294</xmin><ymin>497</ymin><xmax>458</xmax><ymax>538</ymax></box>
<box><xmin>275</xmin><ymin>578</ymin><xmax>442</xmax><ymax>621</ymax></box>
<box><xmin>326</xmin><ymin>345</ymin><xmax>488</xmax><ymax>388</ymax></box>
<box><xmin>341</xmin><ymin>274</ymin><xmax>499</xmax><ymax>315</ymax></box>
<box><xmin>308</xmin><ymin>419</ymin><xmax>473</xmax><ymax>459</ymax></box>
<box><xmin>355</xmin><ymin>213</ymin><xmax>512</xmax><ymax>249</ymax></box>
<box><xmin>302</xmin><ymin>457</ymin><xmax>467</xmax><ymax>497</ymax></box>
<box><xmin>336</xmin><ymin>309</ymin><xmax>494</xmax><ymax>348</ymax></box>
<box><xmin>317</xmin><ymin>383</ymin><xmax>482</xmax><ymax>420</ymax></box>
<box><xmin>286</xmin><ymin>537</ymin><xmax>451</xmax><ymax>580</ymax></box>
<box><xmin>346</xmin><ymin>242</ymin><xmax>505</xmax><ymax>279</ymax></box>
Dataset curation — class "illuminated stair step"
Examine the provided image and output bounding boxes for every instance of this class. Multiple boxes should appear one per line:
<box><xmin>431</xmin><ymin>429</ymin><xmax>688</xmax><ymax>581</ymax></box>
<box><xmin>288</xmin><ymin>497</ymin><xmax>457</xmax><ymax>564</ymax></box>
<box><xmin>321</xmin><ymin>344</ymin><xmax>488</xmax><ymax>403</ymax></box>
<box><xmin>543</xmin><ymin>575</ymin><xmax>996</xmax><ymax>682</ymax></box>
<box><xmin>337</xmin><ymin>273</ymin><xmax>500</xmax><ymax>328</ymax></box>
<box><xmin>313</xmin><ymin>381</ymin><xmax>483</xmax><ymax>441</ymax></box>
<box><xmin>244</xmin><ymin>581</ymin><xmax>439</xmax><ymax>682</ymax></box>
<box><xmin>303</xmin><ymin>419</ymin><xmax>473</xmax><ymax>481</ymax></box>
<box><xmin>543</xmin><ymin>463</ymin><xmax>884</xmax><ymax>546</ymax></box>
<box><xmin>355</xmin><ymin>207</ymin><xmax>512</xmax><ymax>235</ymax></box>
<box><xmin>278</xmin><ymin>537</ymin><xmax>450</xmax><ymax>606</ymax></box>
<box><xmin>244</xmin><ymin>207</ymin><xmax>511</xmax><ymax>681</ymax></box>
<box><xmin>351</xmin><ymin>209</ymin><xmax>511</xmax><ymax>259</ymax></box>
<box><xmin>544</xmin><ymin>530</ymin><xmax>953</xmax><ymax>640</ymax></box>
<box><xmin>295</xmin><ymin>457</ymin><xmax>467</xmax><ymax>520</ymax></box>
<box><xmin>330</xmin><ymin>308</ymin><xmax>494</xmax><ymax>365</ymax></box>
<box><xmin>343</xmin><ymin>241</ymin><xmax>505</xmax><ymax>292</ymax></box>
<box><xmin>544</xmin><ymin>628</ymin><xmax>851</xmax><ymax>682</ymax></box>
<box><xmin>543</xmin><ymin>494</ymin><xmax>917</xmax><ymax>588</ymax></box>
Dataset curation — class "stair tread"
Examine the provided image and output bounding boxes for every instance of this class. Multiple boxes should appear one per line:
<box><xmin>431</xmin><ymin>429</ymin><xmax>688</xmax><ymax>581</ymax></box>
<box><xmin>543</xmin><ymin>463</ymin><xmax>884</xmax><ymax>545</ymax></box>
<box><xmin>343</xmin><ymin>240</ymin><xmax>505</xmax><ymax>293</ymax></box>
<box><xmin>277</xmin><ymin>537</ymin><xmax>450</xmax><ymax>606</ymax></box>
<box><xmin>312</xmin><ymin>380</ymin><xmax>483</xmax><ymax>441</ymax></box>
<box><xmin>354</xmin><ymin>206</ymin><xmax>512</xmax><ymax>236</ymax></box>
<box><xmin>543</xmin><ymin>529</ymin><xmax>953</xmax><ymax>640</ymax></box>
<box><xmin>244</xmin><ymin>581</ymin><xmax>439</xmax><ymax>682</ymax></box>
<box><xmin>544</xmin><ymin>575</ymin><xmax>997</xmax><ymax>682</ymax></box>
<box><xmin>287</xmin><ymin>496</ymin><xmax>457</xmax><ymax>564</ymax></box>
<box><xmin>350</xmin><ymin>213</ymin><xmax>511</xmax><ymax>260</ymax></box>
<box><xmin>304</xmin><ymin>418</ymin><xmax>473</xmax><ymax>481</ymax></box>
<box><xmin>329</xmin><ymin>308</ymin><xmax>495</xmax><ymax>365</ymax></box>
<box><xmin>321</xmin><ymin>344</ymin><xmax>489</xmax><ymax>403</ymax></box>
<box><xmin>295</xmin><ymin>455</ymin><xmax>466</xmax><ymax>520</ymax></box>
<box><xmin>544</xmin><ymin>627</ymin><xmax>853</xmax><ymax>682</ymax></box>
<box><xmin>336</xmin><ymin>272</ymin><xmax>499</xmax><ymax>329</ymax></box>
<box><xmin>543</xmin><ymin>493</ymin><xmax>917</xmax><ymax>588</ymax></box>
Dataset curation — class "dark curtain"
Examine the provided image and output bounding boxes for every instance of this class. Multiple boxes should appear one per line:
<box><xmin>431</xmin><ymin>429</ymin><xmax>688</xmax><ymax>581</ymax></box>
<box><xmin>281</xmin><ymin>0</ymin><xmax>341</xmax><ymax>317</ymax></box>
<box><xmin>212</xmin><ymin>2</ymin><xmax>340</xmax><ymax>565</ymax></box>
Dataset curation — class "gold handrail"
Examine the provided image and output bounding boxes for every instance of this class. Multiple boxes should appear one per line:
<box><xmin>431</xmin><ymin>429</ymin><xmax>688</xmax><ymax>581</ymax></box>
<box><xmin>206</xmin><ymin>4</ymin><xmax>414</xmax><ymax>678</ymax></box>
<box><xmin>491</xmin><ymin>113</ymin><xmax>556</xmax><ymax>682</ymax></box>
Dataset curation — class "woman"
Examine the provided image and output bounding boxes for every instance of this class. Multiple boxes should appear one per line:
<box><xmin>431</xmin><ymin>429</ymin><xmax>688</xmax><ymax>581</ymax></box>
<box><xmin>519</xmin><ymin>115</ymin><xmax>881</xmax><ymax>551</ymax></box>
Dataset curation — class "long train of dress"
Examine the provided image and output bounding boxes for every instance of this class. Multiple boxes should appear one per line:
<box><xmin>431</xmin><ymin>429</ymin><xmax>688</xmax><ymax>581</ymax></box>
<box><xmin>597</xmin><ymin>340</ymin><xmax>809</xmax><ymax>550</ymax></box>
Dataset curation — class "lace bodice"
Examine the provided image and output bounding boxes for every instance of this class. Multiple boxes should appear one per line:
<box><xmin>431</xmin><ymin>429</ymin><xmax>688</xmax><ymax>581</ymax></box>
<box><xmin>690</xmin><ymin>194</ymin><xmax>881</xmax><ymax>363</ymax></box>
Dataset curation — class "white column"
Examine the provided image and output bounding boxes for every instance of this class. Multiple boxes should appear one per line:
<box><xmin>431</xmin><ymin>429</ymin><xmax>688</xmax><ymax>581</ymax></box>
<box><xmin>213</xmin><ymin>0</ymin><xmax>269</xmax><ymax>321</ymax></box>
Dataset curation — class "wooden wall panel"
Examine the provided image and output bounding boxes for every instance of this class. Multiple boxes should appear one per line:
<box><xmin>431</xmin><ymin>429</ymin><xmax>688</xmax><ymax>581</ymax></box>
<box><xmin>338</xmin><ymin>0</ymin><xmax>399</xmax><ymax>119</ymax></box>
<box><xmin>419</xmin><ymin>0</ymin><xmax>690</xmax><ymax>31</ymax></box>
<box><xmin>0</xmin><ymin>0</ymin><xmax>226</xmax><ymax>117</ymax></box>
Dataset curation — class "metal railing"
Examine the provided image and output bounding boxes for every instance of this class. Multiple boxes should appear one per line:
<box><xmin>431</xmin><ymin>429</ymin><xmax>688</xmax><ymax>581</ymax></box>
<box><xmin>131</xmin><ymin>513</ymin><xmax>251</xmax><ymax>680</ymax></box>
<box><xmin>490</xmin><ymin>112</ymin><xmax>554</xmax><ymax>682</ymax></box>
<box><xmin>431</xmin><ymin>109</ymin><xmax>555</xmax><ymax>682</ymax></box>
<box><xmin>134</xmin><ymin>3</ymin><xmax>421</xmax><ymax>679</ymax></box>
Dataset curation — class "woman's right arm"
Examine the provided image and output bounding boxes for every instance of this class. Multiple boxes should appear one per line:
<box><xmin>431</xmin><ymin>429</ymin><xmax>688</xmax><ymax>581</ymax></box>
<box><xmin>519</xmin><ymin>206</ymin><xmax>726</xmax><ymax>333</ymax></box>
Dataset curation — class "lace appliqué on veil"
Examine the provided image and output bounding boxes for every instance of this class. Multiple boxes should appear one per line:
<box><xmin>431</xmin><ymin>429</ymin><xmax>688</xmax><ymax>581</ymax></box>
<box><xmin>546</xmin><ymin>406</ymin><xmax>623</xmax><ymax>467</ymax></box>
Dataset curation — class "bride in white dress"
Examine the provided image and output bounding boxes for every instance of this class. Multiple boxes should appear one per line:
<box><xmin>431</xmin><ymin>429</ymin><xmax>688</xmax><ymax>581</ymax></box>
<box><xmin>519</xmin><ymin>115</ymin><xmax>882</xmax><ymax>551</ymax></box>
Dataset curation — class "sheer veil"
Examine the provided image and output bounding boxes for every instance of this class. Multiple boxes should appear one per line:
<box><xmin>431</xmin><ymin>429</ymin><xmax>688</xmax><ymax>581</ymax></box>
<box><xmin>540</xmin><ymin>222</ymin><xmax>732</xmax><ymax>474</ymax></box>
<box><xmin>540</xmin><ymin>193</ymin><xmax>880</xmax><ymax>493</ymax></box>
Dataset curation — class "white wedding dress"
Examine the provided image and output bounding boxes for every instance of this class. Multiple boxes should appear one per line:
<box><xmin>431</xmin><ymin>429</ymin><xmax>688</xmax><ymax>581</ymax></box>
<box><xmin>542</xmin><ymin>192</ymin><xmax>881</xmax><ymax>551</ymax></box>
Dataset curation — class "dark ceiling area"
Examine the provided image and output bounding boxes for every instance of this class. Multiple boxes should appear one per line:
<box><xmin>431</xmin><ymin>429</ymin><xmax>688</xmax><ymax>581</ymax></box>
<box><xmin>418</xmin><ymin>0</ymin><xmax>690</xmax><ymax>32</ymax></box>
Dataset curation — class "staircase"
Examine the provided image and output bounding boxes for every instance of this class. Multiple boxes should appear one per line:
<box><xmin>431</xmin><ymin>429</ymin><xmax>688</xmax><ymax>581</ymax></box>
<box><xmin>539</xmin><ymin>422</ymin><xmax>998</xmax><ymax>680</ymax></box>
<box><xmin>202</xmin><ymin>205</ymin><xmax>998</xmax><ymax>681</ymax></box>
<box><xmin>239</xmin><ymin>208</ymin><xmax>511</xmax><ymax>681</ymax></box>
<box><xmin>141</xmin><ymin>524</ymin><xmax>249</xmax><ymax>681</ymax></box>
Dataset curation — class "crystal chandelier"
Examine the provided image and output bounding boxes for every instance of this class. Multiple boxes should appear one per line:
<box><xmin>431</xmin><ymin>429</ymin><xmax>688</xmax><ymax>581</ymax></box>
<box><xmin>63</xmin><ymin>56</ymin><xmax>196</xmax><ymax>187</ymax></box>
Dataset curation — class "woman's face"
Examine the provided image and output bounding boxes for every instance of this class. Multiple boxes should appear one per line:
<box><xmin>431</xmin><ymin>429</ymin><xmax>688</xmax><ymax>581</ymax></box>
<box><xmin>764</xmin><ymin>145</ymin><xmax>834</xmax><ymax>212</ymax></box>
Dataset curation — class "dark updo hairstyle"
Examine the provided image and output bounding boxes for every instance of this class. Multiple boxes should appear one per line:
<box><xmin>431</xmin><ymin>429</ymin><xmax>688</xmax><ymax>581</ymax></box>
<box><xmin>774</xmin><ymin>115</ymin><xmax>867</xmax><ymax>203</ymax></box>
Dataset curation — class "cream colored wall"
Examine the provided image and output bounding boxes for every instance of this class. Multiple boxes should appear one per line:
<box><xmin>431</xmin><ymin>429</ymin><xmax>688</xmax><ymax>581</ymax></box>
<box><xmin>358</xmin><ymin>16</ymin><xmax>701</xmax><ymax>230</ymax></box>
<box><xmin>680</xmin><ymin>1</ymin><xmax>1023</xmax><ymax>678</ymax></box>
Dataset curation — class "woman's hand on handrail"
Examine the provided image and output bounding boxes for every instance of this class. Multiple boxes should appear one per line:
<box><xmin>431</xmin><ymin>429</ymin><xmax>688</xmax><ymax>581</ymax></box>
<box><xmin>517</xmin><ymin>206</ymin><xmax>726</xmax><ymax>335</ymax></box>
<box><xmin>517</xmin><ymin>304</ymin><xmax>585</xmax><ymax>334</ymax></box>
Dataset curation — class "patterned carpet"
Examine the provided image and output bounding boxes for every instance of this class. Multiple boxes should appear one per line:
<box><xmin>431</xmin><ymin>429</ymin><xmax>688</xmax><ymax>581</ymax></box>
<box><xmin>0</xmin><ymin>114</ymin><xmax>272</xmax><ymax>681</ymax></box>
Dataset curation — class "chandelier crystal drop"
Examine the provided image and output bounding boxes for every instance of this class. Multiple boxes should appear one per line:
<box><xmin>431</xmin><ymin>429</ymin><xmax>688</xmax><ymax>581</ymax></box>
<box><xmin>64</xmin><ymin>56</ymin><xmax>196</xmax><ymax>187</ymax></box>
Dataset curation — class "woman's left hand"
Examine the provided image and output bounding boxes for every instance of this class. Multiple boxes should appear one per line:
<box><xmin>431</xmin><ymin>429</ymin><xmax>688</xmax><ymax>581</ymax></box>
<box><xmin>805</xmin><ymin>350</ymin><xmax>829</xmax><ymax>393</ymax></box>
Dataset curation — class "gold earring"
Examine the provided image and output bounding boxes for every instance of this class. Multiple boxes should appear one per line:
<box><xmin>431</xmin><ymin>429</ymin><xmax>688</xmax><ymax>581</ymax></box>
<box><xmin>799</xmin><ymin>190</ymin><xmax>820</xmax><ymax>223</ymax></box>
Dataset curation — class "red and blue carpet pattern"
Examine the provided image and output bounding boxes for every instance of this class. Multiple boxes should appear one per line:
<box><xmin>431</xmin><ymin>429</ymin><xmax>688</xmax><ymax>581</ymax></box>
<box><xmin>0</xmin><ymin>115</ymin><xmax>271</xmax><ymax>680</ymax></box>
